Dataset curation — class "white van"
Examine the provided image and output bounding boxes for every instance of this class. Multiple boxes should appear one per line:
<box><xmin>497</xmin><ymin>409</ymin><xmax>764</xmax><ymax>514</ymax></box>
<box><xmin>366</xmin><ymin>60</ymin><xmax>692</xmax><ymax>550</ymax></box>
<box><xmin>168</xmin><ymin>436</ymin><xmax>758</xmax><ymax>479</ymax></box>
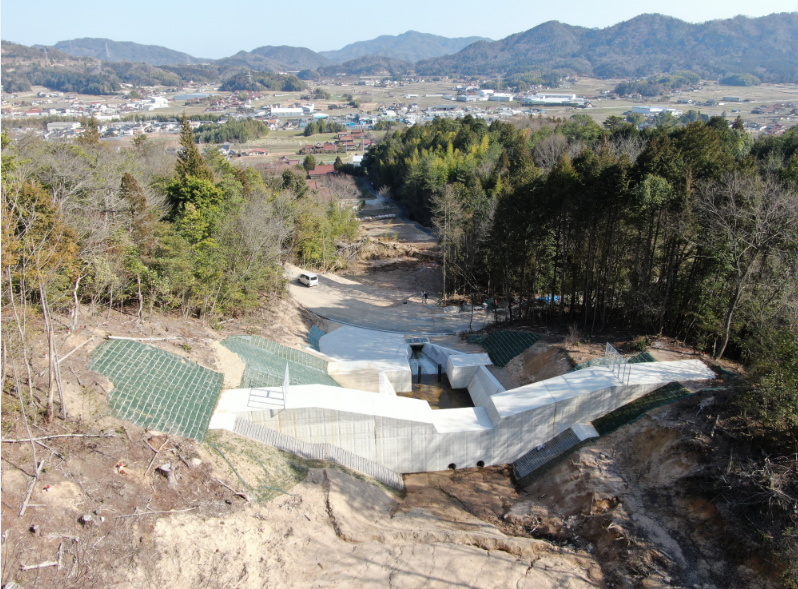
<box><xmin>298</xmin><ymin>272</ymin><xmax>319</xmax><ymax>287</ymax></box>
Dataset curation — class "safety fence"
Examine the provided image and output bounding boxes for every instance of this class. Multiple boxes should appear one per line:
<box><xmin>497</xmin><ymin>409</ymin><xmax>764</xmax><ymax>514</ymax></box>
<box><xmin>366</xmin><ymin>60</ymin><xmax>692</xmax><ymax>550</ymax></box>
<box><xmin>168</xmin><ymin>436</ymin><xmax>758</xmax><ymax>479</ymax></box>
<box><xmin>605</xmin><ymin>342</ymin><xmax>631</xmax><ymax>384</ymax></box>
<box><xmin>233</xmin><ymin>418</ymin><xmax>404</xmax><ymax>490</ymax></box>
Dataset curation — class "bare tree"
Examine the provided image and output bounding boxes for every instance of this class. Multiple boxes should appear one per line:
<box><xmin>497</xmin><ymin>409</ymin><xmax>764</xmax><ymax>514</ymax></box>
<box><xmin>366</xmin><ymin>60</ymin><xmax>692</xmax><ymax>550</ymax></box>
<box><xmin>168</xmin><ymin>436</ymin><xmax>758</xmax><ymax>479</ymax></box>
<box><xmin>315</xmin><ymin>174</ymin><xmax>361</xmax><ymax>202</ymax></box>
<box><xmin>533</xmin><ymin>134</ymin><xmax>568</xmax><ymax>170</ymax></box>
<box><xmin>609</xmin><ymin>135</ymin><xmax>648</xmax><ymax>163</ymax></box>
<box><xmin>430</xmin><ymin>185</ymin><xmax>465</xmax><ymax>301</ymax></box>
<box><xmin>698</xmin><ymin>173</ymin><xmax>798</xmax><ymax>358</ymax></box>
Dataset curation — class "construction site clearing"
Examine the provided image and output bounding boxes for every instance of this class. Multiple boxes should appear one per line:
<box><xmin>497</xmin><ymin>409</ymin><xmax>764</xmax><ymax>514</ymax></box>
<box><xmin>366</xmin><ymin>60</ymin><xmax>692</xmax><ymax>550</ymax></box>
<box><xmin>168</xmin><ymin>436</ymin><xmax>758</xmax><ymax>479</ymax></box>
<box><xmin>1</xmin><ymin>227</ymin><xmax>783</xmax><ymax>588</ymax></box>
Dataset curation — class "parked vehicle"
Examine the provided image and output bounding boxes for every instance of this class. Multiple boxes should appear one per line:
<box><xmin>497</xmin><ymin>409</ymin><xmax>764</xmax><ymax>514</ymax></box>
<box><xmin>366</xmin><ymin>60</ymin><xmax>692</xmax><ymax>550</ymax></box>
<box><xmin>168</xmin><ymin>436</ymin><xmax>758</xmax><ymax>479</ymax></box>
<box><xmin>298</xmin><ymin>272</ymin><xmax>319</xmax><ymax>287</ymax></box>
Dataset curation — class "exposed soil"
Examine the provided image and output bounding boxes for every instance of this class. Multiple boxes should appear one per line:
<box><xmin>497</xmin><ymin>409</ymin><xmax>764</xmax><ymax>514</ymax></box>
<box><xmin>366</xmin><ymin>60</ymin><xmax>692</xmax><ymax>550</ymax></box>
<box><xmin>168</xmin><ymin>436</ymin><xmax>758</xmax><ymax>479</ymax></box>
<box><xmin>2</xmin><ymin>215</ymin><xmax>784</xmax><ymax>589</ymax></box>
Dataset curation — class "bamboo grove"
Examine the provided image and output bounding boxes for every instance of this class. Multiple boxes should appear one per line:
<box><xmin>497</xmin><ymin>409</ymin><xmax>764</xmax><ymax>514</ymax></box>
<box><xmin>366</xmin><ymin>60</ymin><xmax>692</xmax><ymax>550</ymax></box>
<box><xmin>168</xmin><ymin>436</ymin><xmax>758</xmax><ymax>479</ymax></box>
<box><xmin>363</xmin><ymin>115</ymin><xmax>798</xmax><ymax>404</ymax></box>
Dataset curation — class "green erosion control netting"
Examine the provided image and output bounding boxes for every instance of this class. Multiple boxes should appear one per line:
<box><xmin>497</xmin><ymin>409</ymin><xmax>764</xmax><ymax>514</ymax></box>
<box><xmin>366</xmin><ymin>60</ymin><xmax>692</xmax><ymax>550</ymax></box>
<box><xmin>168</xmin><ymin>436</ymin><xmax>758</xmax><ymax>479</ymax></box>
<box><xmin>223</xmin><ymin>335</ymin><xmax>340</xmax><ymax>388</ymax></box>
<box><xmin>592</xmin><ymin>382</ymin><xmax>692</xmax><ymax>436</ymax></box>
<box><xmin>629</xmin><ymin>351</ymin><xmax>657</xmax><ymax>364</ymax></box>
<box><xmin>88</xmin><ymin>339</ymin><xmax>224</xmax><ymax>441</ymax></box>
<box><xmin>479</xmin><ymin>331</ymin><xmax>542</xmax><ymax>367</ymax></box>
<box><xmin>572</xmin><ymin>350</ymin><xmax>657</xmax><ymax>371</ymax></box>
<box><xmin>307</xmin><ymin>326</ymin><xmax>326</xmax><ymax>352</ymax></box>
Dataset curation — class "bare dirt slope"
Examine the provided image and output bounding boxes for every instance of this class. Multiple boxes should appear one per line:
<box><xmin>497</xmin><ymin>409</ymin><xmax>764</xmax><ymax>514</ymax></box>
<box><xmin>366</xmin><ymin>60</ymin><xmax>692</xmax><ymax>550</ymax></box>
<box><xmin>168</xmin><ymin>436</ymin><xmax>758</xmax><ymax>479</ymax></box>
<box><xmin>1</xmin><ymin>421</ymin><xmax>602</xmax><ymax>589</ymax></box>
<box><xmin>143</xmin><ymin>467</ymin><xmax>602</xmax><ymax>589</ymax></box>
<box><xmin>489</xmin><ymin>340</ymin><xmax>575</xmax><ymax>389</ymax></box>
<box><xmin>510</xmin><ymin>394</ymin><xmax>784</xmax><ymax>589</ymax></box>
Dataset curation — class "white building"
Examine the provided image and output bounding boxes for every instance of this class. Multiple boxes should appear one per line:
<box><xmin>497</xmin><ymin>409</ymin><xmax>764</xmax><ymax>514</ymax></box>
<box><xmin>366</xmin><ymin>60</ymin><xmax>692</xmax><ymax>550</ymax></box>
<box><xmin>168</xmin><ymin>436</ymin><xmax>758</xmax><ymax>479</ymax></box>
<box><xmin>271</xmin><ymin>107</ymin><xmax>305</xmax><ymax>117</ymax></box>
<box><xmin>523</xmin><ymin>93</ymin><xmax>584</xmax><ymax>106</ymax></box>
<box><xmin>46</xmin><ymin>121</ymin><xmax>82</xmax><ymax>132</ymax></box>
<box><xmin>632</xmin><ymin>106</ymin><xmax>683</xmax><ymax>117</ymax></box>
<box><xmin>149</xmin><ymin>96</ymin><xmax>169</xmax><ymax>109</ymax></box>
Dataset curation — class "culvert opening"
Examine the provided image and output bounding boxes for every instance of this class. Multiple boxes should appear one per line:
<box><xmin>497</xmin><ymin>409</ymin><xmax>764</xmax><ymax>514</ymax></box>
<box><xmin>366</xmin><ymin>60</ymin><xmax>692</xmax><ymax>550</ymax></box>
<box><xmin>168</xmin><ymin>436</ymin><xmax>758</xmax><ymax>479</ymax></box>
<box><xmin>477</xmin><ymin>461</ymin><xmax>485</xmax><ymax>468</ymax></box>
<box><xmin>448</xmin><ymin>463</ymin><xmax>456</xmax><ymax>470</ymax></box>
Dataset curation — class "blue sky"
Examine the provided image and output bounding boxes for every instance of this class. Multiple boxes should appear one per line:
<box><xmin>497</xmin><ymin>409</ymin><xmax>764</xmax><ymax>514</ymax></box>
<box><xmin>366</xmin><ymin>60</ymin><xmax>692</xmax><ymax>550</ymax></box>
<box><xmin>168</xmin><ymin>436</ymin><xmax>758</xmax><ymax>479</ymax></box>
<box><xmin>2</xmin><ymin>0</ymin><xmax>796</xmax><ymax>58</ymax></box>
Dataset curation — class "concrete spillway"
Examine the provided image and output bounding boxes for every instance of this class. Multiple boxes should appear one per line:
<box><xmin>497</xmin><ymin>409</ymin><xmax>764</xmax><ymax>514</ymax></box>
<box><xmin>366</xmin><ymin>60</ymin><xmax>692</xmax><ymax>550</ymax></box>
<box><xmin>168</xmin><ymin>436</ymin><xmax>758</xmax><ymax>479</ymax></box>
<box><xmin>210</xmin><ymin>334</ymin><xmax>715</xmax><ymax>473</ymax></box>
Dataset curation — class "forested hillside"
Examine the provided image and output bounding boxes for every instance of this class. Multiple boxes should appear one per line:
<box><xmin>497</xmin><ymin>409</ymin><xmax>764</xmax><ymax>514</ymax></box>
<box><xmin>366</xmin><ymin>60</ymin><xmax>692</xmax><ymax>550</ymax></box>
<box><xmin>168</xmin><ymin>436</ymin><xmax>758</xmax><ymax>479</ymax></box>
<box><xmin>320</xmin><ymin>31</ymin><xmax>488</xmax><ymax>63</ymax></box>
<box><xmin>0</xmin><ymin>40</ymin><xmax>306</xmax><ymax>94</ymax></box>
<box><xmin>248</xmin><ymin>45</ymin><xmax>334</xmax><ymax>70</ymax></box>
<box><xmin>1</xmin><ymin>117</ymin><xmax>358</xmax><ymax>330</ymax></box>
<box><xmin>51</xmin><ymin>37</ymin><xmax>204</xmax><ymax>65</ymax></box>
<box><xmin>218</xmin><ymin>71</ymin><xmax>305</xmax><ymax>92</ymax></box>
<box><xmin>317</xmin><ymin>55</ymin><xmax>414</xmax><ymax>77</ymax></box>
<box><xmin>364</xmin><ymin>115</ymin><xmax>798</xmax><ymax>446</ymax></box>
<box><xmin>417</xmin><ymin>13</ymin><xmax>798</xmax><ymax>81</ymax></box>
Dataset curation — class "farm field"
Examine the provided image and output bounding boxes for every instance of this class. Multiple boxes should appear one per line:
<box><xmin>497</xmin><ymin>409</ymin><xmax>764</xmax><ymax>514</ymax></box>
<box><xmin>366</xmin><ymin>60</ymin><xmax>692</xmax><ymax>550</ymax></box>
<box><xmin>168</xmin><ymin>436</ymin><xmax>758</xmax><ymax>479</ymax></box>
<box><xmin>5</xmin><ymin>76</ymin><xmax>796</xmax><ymax>151</ymax></box>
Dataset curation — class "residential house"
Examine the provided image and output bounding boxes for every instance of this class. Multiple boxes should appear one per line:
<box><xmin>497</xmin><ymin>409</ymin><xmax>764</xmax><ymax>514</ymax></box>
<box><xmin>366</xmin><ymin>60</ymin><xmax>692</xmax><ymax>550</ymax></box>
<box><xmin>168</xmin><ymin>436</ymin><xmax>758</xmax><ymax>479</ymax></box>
<box><xmin>308</xmin><ymin>165</ymin><xmax>336</xmax><ymax>177</ymax></box>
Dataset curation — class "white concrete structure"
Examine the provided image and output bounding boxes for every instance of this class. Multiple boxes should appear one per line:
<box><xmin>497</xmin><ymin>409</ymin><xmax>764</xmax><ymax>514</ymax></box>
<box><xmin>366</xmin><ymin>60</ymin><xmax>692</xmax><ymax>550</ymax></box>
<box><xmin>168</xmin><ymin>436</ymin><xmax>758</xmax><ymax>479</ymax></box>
<box><xmin>632</xmin><ymin>106</ymin><xmax>684</xmax><ymax>117</ymax></box>
<box><xmin>211</xmin><ymin>351</ymin><xmax>716</xmax><ymax>473</ymax></box>
<box><xmin>270</xmin><ymin>107</ymin><xmax>305</xmax><ymax>117</ymax></box>
<box><xmin>319</xmin><ymin>326</ymin><xmax>413</xmax><ymax>393</ymax></box>
<box><xmin>523</xmin><ymin>93</ymin><xmax>585</xmax><ymax>106</ymax></box>
<box><xmin>149</xmin><ymin>97</ymin><xmax>169</xmax><ymax>109</ymax></box>
<box><xmin>446</xmin><ymin>354</ymin><xmax>492</xmax><ymax>388</ymax></box>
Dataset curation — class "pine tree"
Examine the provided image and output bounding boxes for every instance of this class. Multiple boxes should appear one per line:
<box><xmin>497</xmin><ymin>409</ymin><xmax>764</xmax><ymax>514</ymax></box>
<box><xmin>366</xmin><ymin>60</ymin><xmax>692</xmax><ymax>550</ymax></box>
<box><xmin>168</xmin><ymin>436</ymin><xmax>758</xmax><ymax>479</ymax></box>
<box><xmin>175</xmin><ymin>114</ymin><xmax>214</xmax><ymax>182</ymax></box>
<box><xmin>334</xmin><ymin>156</ymin><xmax>344</xmax><ymax>172</ymax></box>
<box><xmin>77</xmin><ymin>115</ymin><xmax>101</xmax><ymax>146</ymax></box>
<box><xmin>303</xmin><ymin>155</ymin><xmax>316</xmax><ymax>172</ymax></box>
<box><xmin>119</xmin><ymin>173</ymin><xmax>158</xmax><ymax>262</ymax></box>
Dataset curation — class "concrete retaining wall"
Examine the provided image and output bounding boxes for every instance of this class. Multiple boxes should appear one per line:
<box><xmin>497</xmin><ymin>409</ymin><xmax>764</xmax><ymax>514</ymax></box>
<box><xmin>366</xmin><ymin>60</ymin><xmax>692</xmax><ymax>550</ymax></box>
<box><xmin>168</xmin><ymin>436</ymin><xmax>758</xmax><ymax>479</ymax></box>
<box><xmin>551</xmin><ymin>381</ymin><xmax>661</xmax><ymax>436</ymax></box>
<box><xmin>327</xmin><ymin>359</ymin><xmax>411</xmax><ymax>393</ymax></box>
<box><xmin>237</xmin><ymin>404</ymin><xmax>501</xmax><ymax>472</ymax></box>
<box><xmin>379</xmin><ymin>372</ymin><xmax>396</xmax><ymax>396</ymax></box>
<box><xmin>422</xmin><ymin>343</ymin><xmax>461</xmax><ymax>371</ymax></box>
<box><xmin>447</xmin><ymin>353</ymin><xmax>492</xmax><ymax>388</ymax></box>
<box><xmin>465</xmin><ymin>366</ymin><xmax>504</xmax><ymax>426</ymax></box>
<box><xmin>233</xmin><ymin>418</ymin><xmax>404</xmax><ymax>490</ymax></box>
<box><xmin>224</xmin><ymin>360</ymin><xmax>715</xmax><ymax>474</ymax></box>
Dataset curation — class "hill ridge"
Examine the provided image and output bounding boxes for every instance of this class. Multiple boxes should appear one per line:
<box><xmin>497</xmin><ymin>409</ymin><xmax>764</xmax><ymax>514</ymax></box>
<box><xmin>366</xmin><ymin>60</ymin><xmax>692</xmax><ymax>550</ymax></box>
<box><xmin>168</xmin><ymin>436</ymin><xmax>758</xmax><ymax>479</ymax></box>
<box><xmin>417</xmin><ymin>13</ymin><xmax>798</xmax><ymax>82</ymax></box>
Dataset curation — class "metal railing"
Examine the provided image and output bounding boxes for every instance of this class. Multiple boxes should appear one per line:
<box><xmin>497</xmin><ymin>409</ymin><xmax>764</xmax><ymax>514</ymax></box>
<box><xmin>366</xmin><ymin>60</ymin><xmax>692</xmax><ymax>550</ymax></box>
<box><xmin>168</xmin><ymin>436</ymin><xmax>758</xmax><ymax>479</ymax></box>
<box><xmin>605</xmin><ymin>342</ymin><xmax>631</xmax><ymax>384</ymax></box>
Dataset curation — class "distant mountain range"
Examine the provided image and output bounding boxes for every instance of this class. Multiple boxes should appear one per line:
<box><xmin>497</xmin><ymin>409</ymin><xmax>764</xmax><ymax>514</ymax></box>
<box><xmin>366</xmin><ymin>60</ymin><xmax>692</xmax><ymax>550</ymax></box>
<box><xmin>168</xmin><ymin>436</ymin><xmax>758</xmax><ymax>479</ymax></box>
<box><xmin>317</xmin><ymin>55</ymin><xmax>415</xmax><ymax>77</ymax></box>
<box><xmin>210</xmin><ymin>47</ymin><xmax>331</xmax><ymax>73</ymax></box>
<box><xmin>5</xmin><ymin>14</ymin><xmax>798</xmax><ymax>94</ymax></box>
<box><xmin>319</xmin><ymin>31</ymin><xmax>488</xmax><ymax>63</ymax></box>
<box><xmin>48</xmin><ymin>38</ymin><xmax>207</xmax><ymax>66</ymax></box>
<box><xmin>40</xmin><ymin>31</ymin><xmax>483</xmax><ymax>71</ymax></box>
<box><xmin>416</xmin><ymin>13</ymin><xmax>798</xmax><ymax>82</ymax></box>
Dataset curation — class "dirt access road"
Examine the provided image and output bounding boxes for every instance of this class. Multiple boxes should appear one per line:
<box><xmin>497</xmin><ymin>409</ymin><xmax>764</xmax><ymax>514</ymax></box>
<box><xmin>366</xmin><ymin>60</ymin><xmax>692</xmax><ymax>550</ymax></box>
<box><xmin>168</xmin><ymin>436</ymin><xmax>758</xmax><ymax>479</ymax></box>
<box><xmin>287</xmin><ymin>263</ymin><xmax>489</xmax><ymax>335</ymax></box>
<box><xmin>287</xmin><ymin>185</ymin><xmax>490</xmax><ymax>334</ymax></box>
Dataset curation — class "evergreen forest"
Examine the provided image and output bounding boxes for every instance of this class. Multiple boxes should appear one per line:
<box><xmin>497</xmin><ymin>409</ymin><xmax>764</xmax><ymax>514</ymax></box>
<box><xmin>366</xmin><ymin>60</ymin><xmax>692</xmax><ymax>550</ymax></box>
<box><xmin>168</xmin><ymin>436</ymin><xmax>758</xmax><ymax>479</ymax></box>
<box><xmin>364</xmin><ymin>114</ymin><xmax>798</xmax><ymax>451</ymax></box>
